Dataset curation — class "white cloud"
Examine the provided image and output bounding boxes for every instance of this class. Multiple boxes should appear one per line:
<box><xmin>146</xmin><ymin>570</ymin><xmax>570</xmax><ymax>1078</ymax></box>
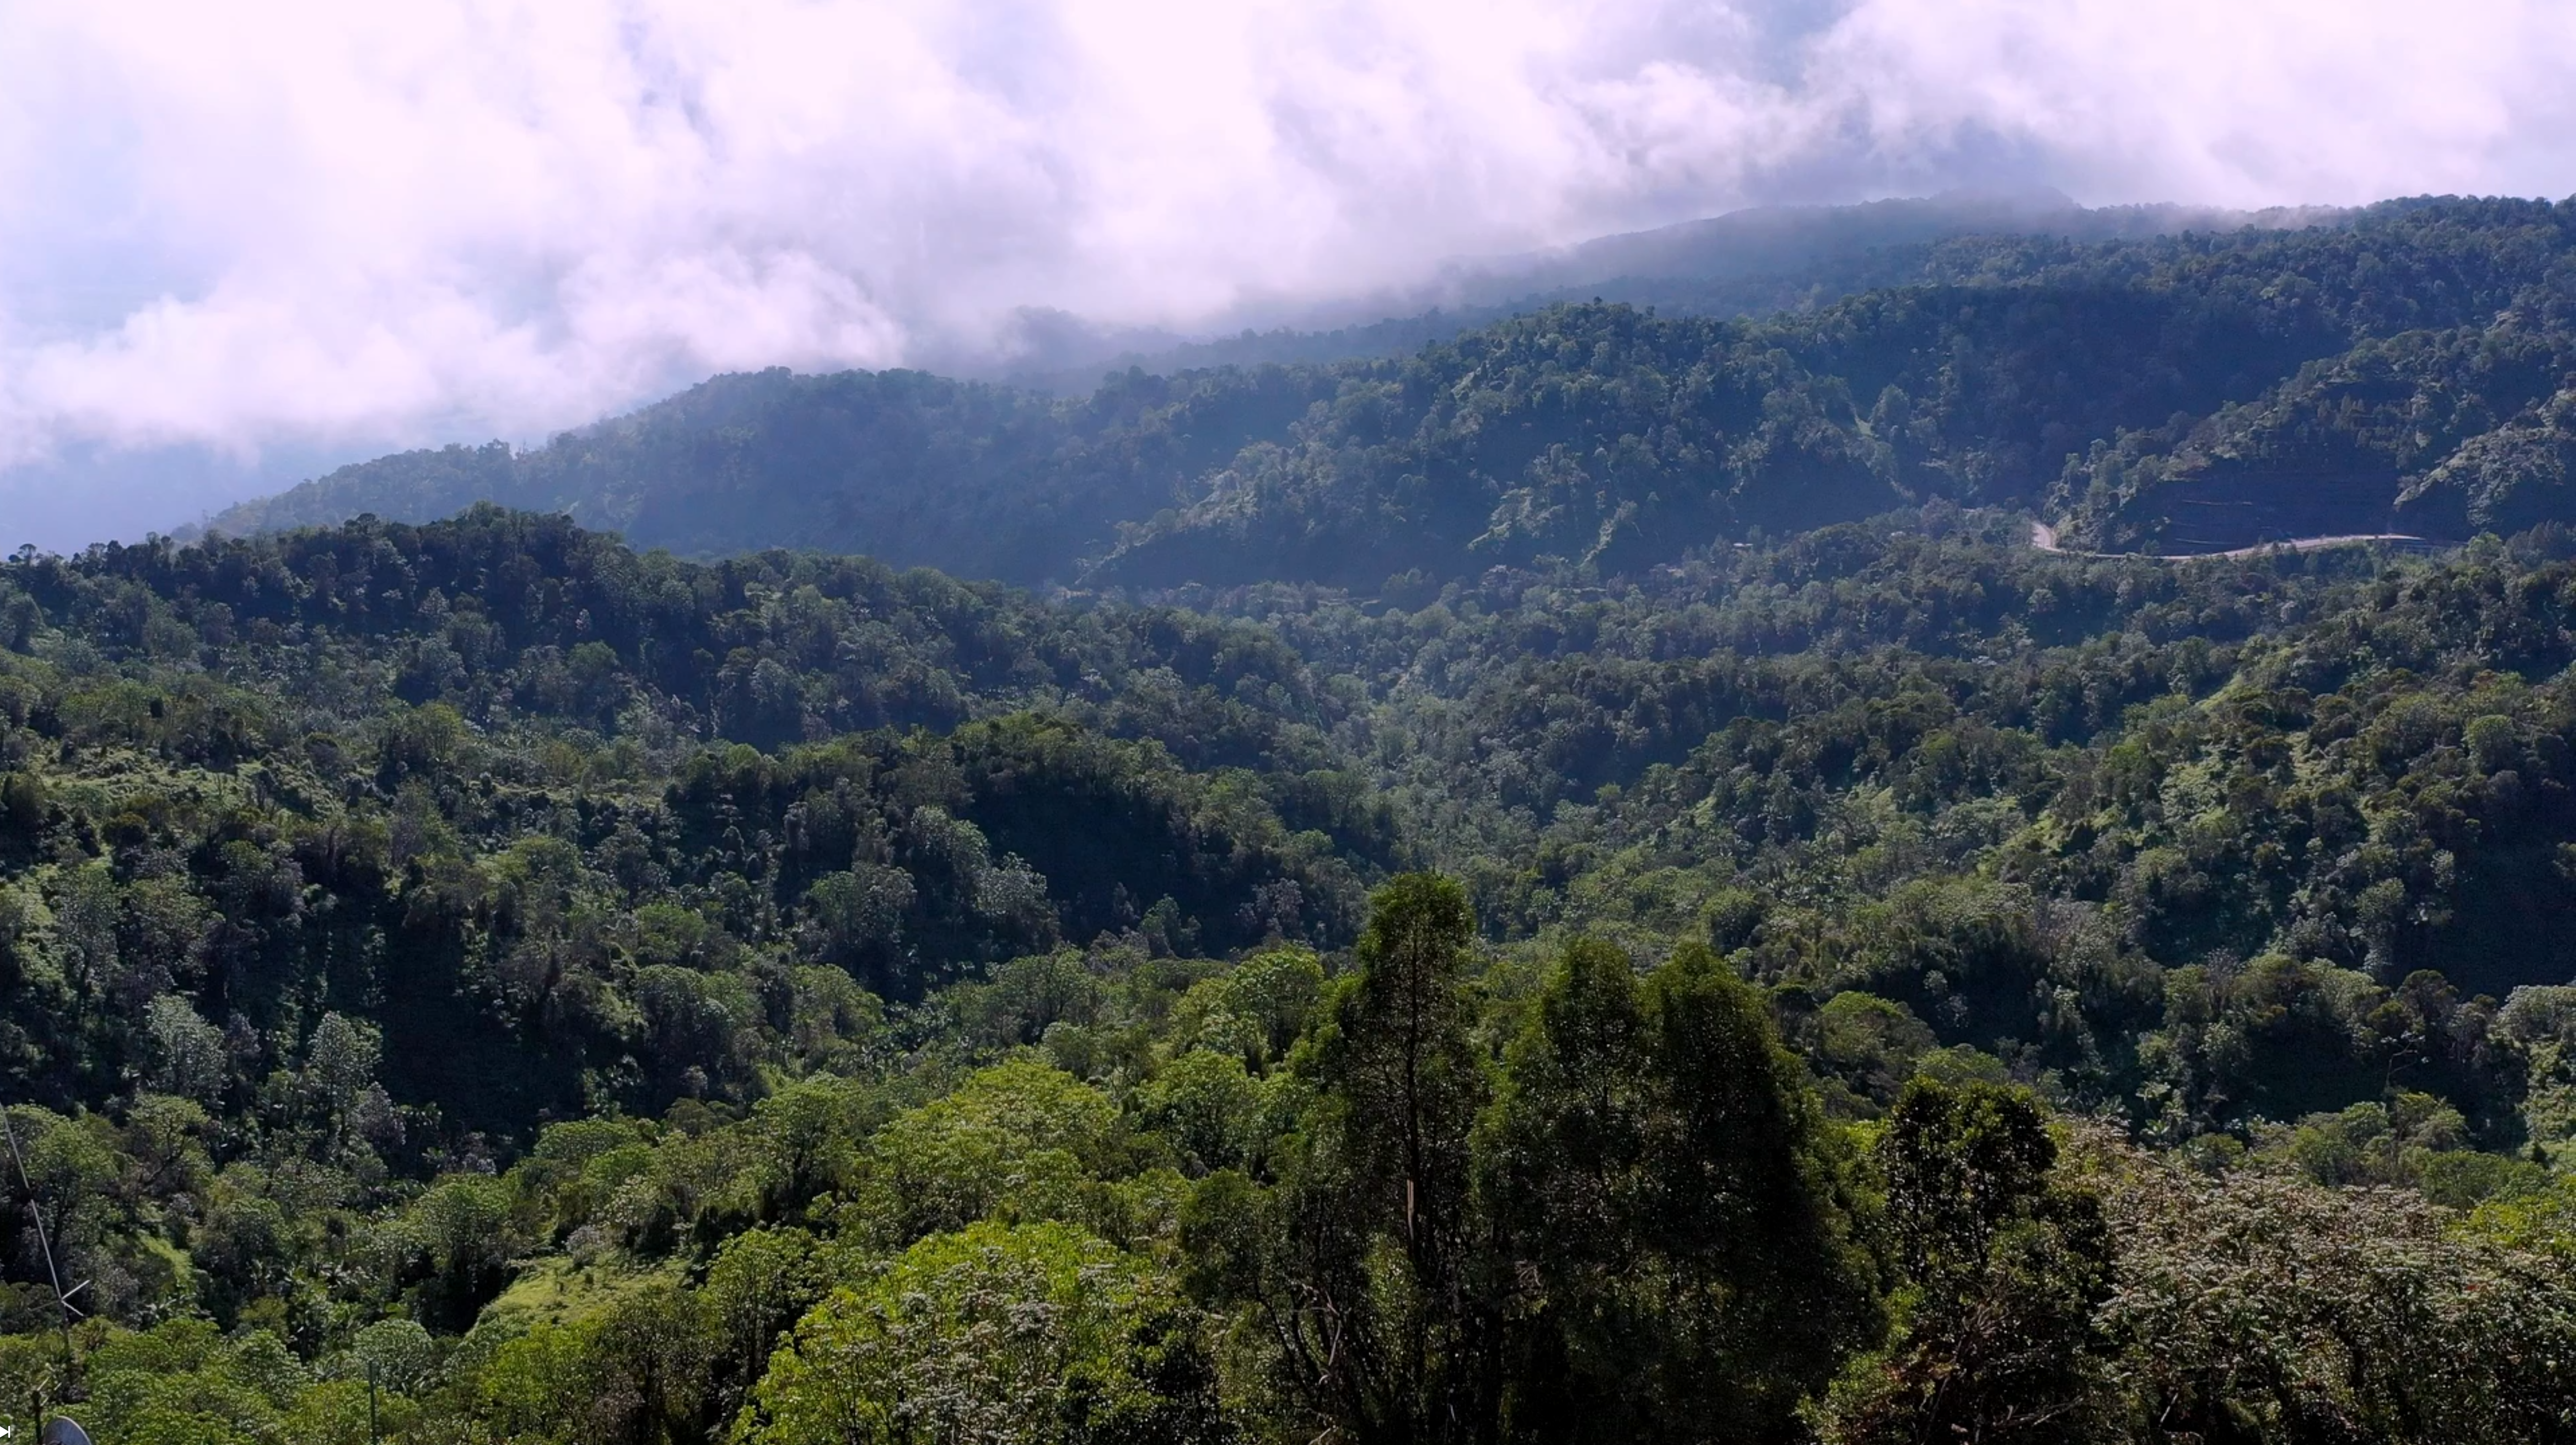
<box><xmin>1814</xmin><ymin>0</ymin><xmax>2576</xmax><ymax>204</ymax></box>
<box><xmin>0</xmin><ymin>0</ymin><xmax>2571</xmax><ymax>542</ymax></box>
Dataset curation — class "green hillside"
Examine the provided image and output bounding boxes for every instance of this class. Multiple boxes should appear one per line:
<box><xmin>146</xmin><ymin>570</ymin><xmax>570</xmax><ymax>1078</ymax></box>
<box><xmin>9</xmin><ymin>505</ymin><xmax>2576</xmax><ymax>1441</ymax></box>
<box><xmin>202</xmin><ymin>366</ymin><xmax>1343</xmax><ymax>585</ymax></box>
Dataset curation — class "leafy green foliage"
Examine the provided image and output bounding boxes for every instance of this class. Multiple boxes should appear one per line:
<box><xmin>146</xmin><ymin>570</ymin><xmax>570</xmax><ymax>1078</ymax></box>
<box><xmin>1262</xmin><ymin>873</ymin><xmax>1492</xmax><ymax>1443</ymax></box>
<box><xmin>739</xmin><ymin>1220</ymin><xmax>1223</xmax><ymax>1445</ymax></box>
<box><xmin>2095</xmin><ymin>1143</ymin><xmax>2576</xmax><ymax>1442</ymax></box>
<box><xmin>18</xmin><ymin>421</ymin><xmax>2576</xmax><ymax>1438</ymax></box>
<box><xmin>1820</xmin><ymin>1080</ymin><xmax>2114</xmax><ymax>1445</ymax></box>
<box><xmin>1480</xmin><ymin>940</ymin><xmax>1876</xmax><ymax>1443</ymax></box>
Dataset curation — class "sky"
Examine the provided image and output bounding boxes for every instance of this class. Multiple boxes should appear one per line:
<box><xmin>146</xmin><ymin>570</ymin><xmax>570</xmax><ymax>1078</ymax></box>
<box><xmin>3</xmin><ymin>0</ymin><xmax>2574</xmax><ymax>550</ymax></box>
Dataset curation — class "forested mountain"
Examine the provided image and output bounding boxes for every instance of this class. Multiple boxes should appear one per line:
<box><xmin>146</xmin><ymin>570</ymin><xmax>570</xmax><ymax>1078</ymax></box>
<box><xmin>199</xmin><ymin>366</ymin><xmax>1346</xmax><ymax>586</ymax></box>
<box><xmin>206</xmin><ymin>196</ymin><xmax>2576</xmax><ymax>579</ymax></box>
<box><xmin>11</xmin><ymin>501</ymin><xmax>2576</xmax><ymax>1442</ymax></box>
<box><xmin>992</xmin><ymin>189</ymin><xmax>2322</xmax><ymax>390</ymax></box>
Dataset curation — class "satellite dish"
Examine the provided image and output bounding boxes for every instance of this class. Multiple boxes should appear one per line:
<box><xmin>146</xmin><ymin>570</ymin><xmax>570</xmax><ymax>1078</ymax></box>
<box><xmin>42</xmin><ymin>1418</ymin><xmax>92</xmax><ymax>1445</ymax></box>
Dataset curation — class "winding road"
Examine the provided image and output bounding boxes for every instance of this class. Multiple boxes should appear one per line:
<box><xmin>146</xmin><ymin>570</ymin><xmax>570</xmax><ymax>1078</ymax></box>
<box><xmin>2028</xmin><ymin>519</ymin><xmax>2432</xmax><ymax>560</ymax></box>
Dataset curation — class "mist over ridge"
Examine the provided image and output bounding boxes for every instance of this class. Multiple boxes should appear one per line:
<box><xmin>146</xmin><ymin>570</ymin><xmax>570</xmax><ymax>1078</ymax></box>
<box><xmin>23</xmin><ymin>186</ymin><xmax>2320</xmax><ymax>551</ymax></box>
<box><xmin>7</xmin><ymin>0</ymin><xmax>2576</xmax><ymax>549</ymax></box>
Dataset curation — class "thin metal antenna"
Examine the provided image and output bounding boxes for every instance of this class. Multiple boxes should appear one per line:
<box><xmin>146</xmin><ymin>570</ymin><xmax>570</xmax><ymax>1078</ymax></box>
<box><xmin>0</xmin><ymin>1107</ymin><xmax>81</xmax><ymax>1401</ymax></box>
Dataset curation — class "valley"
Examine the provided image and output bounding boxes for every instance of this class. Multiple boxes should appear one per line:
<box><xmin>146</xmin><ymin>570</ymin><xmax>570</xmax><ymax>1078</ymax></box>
<box><xmin>8</xmin><ymin>193</ymin><xmax>2576</xmax><ymax>1444</ymax></box>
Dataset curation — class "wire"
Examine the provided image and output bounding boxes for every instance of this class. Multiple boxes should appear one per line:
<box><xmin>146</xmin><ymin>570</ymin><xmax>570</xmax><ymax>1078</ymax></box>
<box><xmin>0</xmin><ymin>1107</ymin><xmax>80</xmax><ymax>1404</ymax></box>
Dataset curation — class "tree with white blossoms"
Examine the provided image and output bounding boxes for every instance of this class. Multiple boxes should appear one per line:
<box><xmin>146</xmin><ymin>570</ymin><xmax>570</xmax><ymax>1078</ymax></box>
<box><xmin>736</xmin><ymin>1219</ymin><xmax>1224</xmax><ymax>1445</ymax></box>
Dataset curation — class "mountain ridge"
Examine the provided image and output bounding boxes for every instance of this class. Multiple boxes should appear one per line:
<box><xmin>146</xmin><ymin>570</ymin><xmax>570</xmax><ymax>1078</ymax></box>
<box><xmin>200</xmin><ymin>195</ymin><xmax>2576</xmax><ymax>589</ymax></box>
<box><xmin>984</xmin><ymin>188</ymin><xmax>2351</xmax><ymax>389</ymax></box>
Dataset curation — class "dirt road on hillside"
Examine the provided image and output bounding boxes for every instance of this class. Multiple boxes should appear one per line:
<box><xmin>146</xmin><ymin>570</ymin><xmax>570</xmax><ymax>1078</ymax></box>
<box><xmin>2028</xmin><ymin>520</ymin><xmax>2432</xmax><ymax>559</ymax></box>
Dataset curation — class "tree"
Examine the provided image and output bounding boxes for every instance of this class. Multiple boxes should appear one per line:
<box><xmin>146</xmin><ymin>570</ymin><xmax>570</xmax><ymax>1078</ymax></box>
<box><xmin>2102</xmin><ymin>1146</ymin><xmax>2576</xmax><ymax>1443</ymax></box>
<box><xmin>401</xmin><ymin>1173</ymin><xmax>517</xmax><ymax>1332</ymax></box>
<box><xmin>850</xmin><ymin>1059</ymin><xmax>1127</xmax><ymax>1249</ymax></box>
<box><xmin>1481</xmin><ymin>939</ymin><xmax>1879</xmax><ymax>1444</ymax></box>
<box><xmin>1135</xmin><ymin>1048</ymin><xmax>1274</xmax><ymax>1177</ymax></box>
<box><xmin>702</xmin><ymin>1227</ymin><xmax>833</xmax><ymax>1420</ymax></box>
<box><xmin>738</xmin><ymin>1220</ymin><xmax>1223</xmax><ymax>1445</ymax></box>
<box><xmin>580</xmin><ymin>1284</ymin><xmax>717</xmax><ymax>1445</ymax></box>
<box><xmin>1819</xmin><ymin>1078</ymin><xmax>2112</xmax><ymax>1445</ymax></box>
<box><xmin>141</xmin><ymin>997</ymin><xmax>227</xmax><ymax>1103</ymax></box>
<box><xmin>1270</xmin><ymin>873</ymin><xmax>1492</xmax><ymax>1445</ymax></box>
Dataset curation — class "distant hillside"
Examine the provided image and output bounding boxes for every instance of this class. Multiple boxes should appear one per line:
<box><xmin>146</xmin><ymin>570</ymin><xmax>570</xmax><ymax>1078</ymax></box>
<box><xmin>1427</xmin><ymin>188</ymin><xmax>2331</xmax><ymax>308</ymax></box>
<box><xmin>2052</xmin><ymin>247</ymin><xmax>2576</xmax><ymax>550</ymax></box>
<box><xmin>994</xmin><ymin>189</ymin><xmax>2336</xmax><ymax>389</ymax></box>
<box><xmin>208</xmin><ymin>196</ymin><xmax>2576</xmax><ymax>582</ymax></box>
<box><xmin>205</xmin><ymin>366</ymin><xmax>1344</xmax><ymax>583</ymax></box>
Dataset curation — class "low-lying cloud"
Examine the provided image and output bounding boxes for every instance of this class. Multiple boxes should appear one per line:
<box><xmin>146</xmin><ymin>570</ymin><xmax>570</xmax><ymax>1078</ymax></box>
<box><xmin>4</xmin><ymin>0</ymin><xmax>2573</xmax><ymax>545</ymax></box>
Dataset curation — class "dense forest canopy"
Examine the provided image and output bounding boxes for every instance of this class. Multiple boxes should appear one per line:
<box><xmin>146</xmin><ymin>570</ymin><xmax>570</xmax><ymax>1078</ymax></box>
<box><xmin>10</xmin><ymin>492</ymin><xmax>2576</xmax><ymax>1440</ymax></box>
<box><xmin>206</xmin><ymin>196</ymin><xmax>2576</xmax><ymax>582</ymax></box>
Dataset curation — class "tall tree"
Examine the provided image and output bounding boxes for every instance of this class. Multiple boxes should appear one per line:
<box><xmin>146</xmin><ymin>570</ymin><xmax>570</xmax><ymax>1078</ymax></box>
<box><xmin>1481</xmin><ymin>939</ymin><xmax>1879</xmax><ymax>1444</ymax></box>
<box><xmin>1272</xmin><ymin>873</ymin><xmax>1494</xmax><ymax>1445</ymax></box>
